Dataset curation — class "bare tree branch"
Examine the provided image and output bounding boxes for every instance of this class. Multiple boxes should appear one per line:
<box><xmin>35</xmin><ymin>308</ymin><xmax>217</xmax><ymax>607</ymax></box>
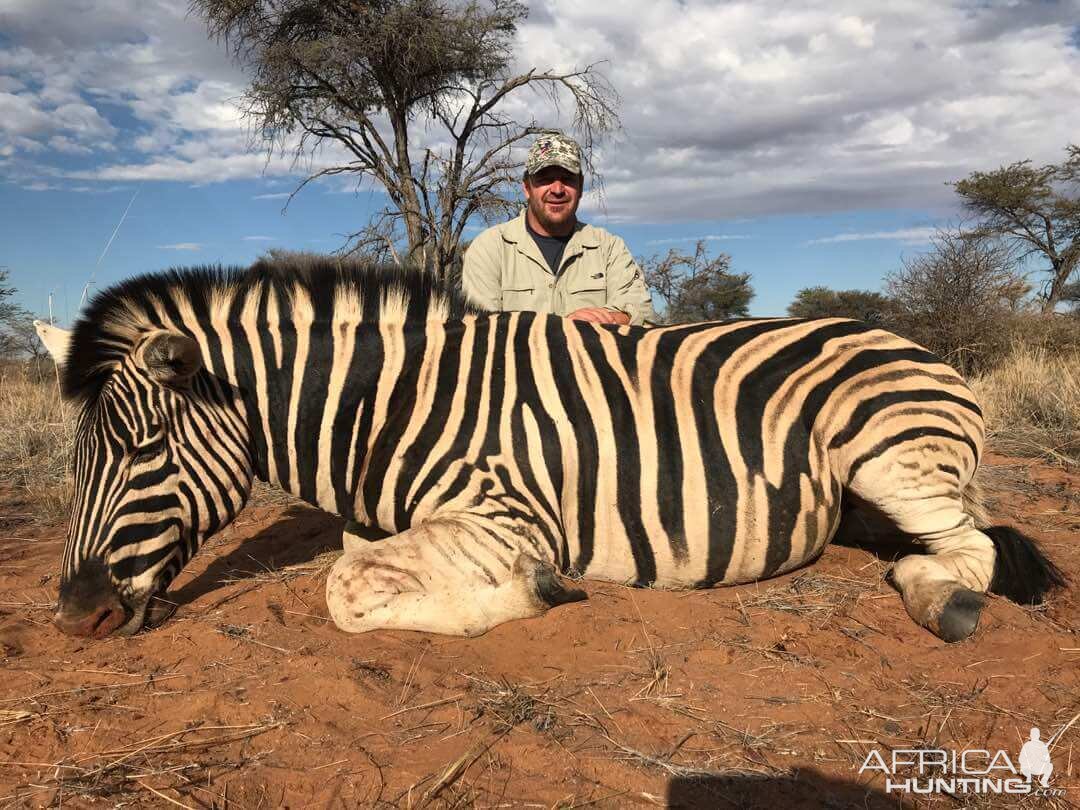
<box><xmin>953</xmin><ymin>145</ymin><xmax>1080</xmax><ymax>312</ymax></box>
<box><xmin>191</xmin><ymin>0</ymin><xmax>621</xmax><ymax>278</ymax></box>
<box><xmin>638</xmin><ymin>241</ymin><xmax>754</xmax><ymax>324</ymax></box>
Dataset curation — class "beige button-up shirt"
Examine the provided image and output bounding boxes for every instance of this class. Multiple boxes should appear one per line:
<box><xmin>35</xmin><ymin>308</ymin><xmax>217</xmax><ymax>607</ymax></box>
<box><xmin>461</xmin><ymin>212</ymin><xmax>657</xmax><ymax>325</ymax></box>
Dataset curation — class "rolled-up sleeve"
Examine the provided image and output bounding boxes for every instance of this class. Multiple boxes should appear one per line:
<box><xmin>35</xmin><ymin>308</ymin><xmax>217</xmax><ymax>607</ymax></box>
<box><xmin>605</xmin><ymin>237</ymin><xmax>658</xmax><ymax>326</ymax></box>
<box><xmin>461</xmin><ymin>233</ymin><xmax>503</xmax><ymax>312</ymax></box>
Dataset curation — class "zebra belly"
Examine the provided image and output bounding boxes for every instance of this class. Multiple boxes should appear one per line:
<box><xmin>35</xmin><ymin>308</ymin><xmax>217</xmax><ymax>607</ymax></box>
<box><xmin>573</xmin><ymin>470</ymin><xmax>844</xmax><ymax>590</ymax></box>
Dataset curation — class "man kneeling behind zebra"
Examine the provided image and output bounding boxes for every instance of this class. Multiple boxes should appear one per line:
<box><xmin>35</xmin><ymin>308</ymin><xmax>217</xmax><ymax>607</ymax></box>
<box><xmin>35</xmin><ymin>257</ymin><xmax>1064</xmax><ymax>642</ymax></box>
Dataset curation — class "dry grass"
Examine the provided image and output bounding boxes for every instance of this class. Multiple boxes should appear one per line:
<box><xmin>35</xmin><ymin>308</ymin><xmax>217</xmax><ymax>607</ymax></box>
<box><xmin>3</xmin><ymin>343</ymin><xmax>1078</xmax><ymax>523</ymax></box>
<box><xmin>0</xmin><ymin>362</ymin><xmax>75</xmax><ymax>516</ymax></box>
<box><xmin>741</xmin><ymin>571</ymin><xmax>881</xmax><ymax>624</ymax></box>
<box><xmin>0</xmin><ymin>361</ymin><xmax>301</xmax><ymax>521</ymax></box>
<box><xmin>970</xmin><ymin>347</ymin><xmax>1080</xmax><ymax>467</ymax></box>
<box><xmin>0</xmin><ymin>718</ymin><xmax>283</xmax><ymax>806</ymax></box>
<box><xmin>463</xmin><ymin>673</ymin><xmax>560</xmax><ymax>735</ymax></box>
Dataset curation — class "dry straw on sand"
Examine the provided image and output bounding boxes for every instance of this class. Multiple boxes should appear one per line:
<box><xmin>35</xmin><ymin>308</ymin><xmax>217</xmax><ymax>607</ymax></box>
<box><xmin>1</xmin><ymin>345</ymin><xmax>1077</xmax><ymax>522</ymax></box>
<box><xmin>970</xmin><ymin>347</ymin><xmax>1080</xmax><ymax>467</ymax></box>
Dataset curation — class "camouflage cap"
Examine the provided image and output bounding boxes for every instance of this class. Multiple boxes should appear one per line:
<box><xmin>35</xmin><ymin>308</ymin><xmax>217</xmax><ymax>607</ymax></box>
<box><xmin>525</xmin><ymin>133</ymin><xmax>582</xmax><ymax>176</ymax></box>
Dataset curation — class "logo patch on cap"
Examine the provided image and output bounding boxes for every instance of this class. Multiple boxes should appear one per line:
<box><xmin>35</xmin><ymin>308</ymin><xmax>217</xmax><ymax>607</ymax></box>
<box><xmin>526</xmin><ymin>134</ymin><xmax>582</xmax><ymax>176</ymax></box>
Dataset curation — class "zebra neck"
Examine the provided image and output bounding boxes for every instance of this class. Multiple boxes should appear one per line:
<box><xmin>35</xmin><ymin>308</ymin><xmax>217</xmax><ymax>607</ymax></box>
<box><xmin>237</xmin><ymin>318</ymin><xmax>451</xmax><ymax>522</ymax></box>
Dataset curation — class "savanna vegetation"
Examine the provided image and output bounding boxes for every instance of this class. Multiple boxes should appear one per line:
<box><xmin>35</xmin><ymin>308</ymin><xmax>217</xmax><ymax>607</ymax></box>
<box><xmin>3</xmin><ymin>135</ymin><xmax>1079</xmax><ymax>519</ymax></box>
<box><xmin>776</xmin><ymin>147</ymin><xmax>1080</xmax><ymax>467</ymax></box>
<box><xmin>189</xmin><ymin>0</ymin><xmax>619</xmax><ymax>278</ymax></box>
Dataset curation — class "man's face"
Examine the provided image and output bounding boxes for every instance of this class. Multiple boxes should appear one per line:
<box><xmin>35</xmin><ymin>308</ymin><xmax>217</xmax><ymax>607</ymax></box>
<box><xmin>523</xmin><ymin>166</ymin><xmax>583</xmax><ymax>236</ymax></box>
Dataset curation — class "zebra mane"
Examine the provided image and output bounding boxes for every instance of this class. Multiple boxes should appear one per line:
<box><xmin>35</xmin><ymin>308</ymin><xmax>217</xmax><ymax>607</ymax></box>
<box><xmin>61</xmin><ymin>256</ymin><xmax>484</xmax><ymax>405</ymax></box>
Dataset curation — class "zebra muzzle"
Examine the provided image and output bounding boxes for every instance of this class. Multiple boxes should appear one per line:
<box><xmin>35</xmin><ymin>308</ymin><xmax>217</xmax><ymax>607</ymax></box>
<box><xmin>54</xmin><ymin>596</ymin><xmax>130</xmax><ymax>639</ymax></box>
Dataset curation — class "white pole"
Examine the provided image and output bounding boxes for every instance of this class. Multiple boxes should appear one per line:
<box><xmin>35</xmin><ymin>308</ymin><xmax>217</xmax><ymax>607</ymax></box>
<box><xmin>79</xmin><ymin>185</ymin><xmax>139</xmax><ymax>313</ymax></box>
<box><xmin>95</xmin><ymin>187</ymin><xmax>139</xmax><ymax>269</ymax></box>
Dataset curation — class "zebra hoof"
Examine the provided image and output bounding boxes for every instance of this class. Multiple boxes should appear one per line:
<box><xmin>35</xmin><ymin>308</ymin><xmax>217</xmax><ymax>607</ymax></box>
<box><xmin>143</xmin><ymin>592</ymin><xmax>178</xmax><ymax>629</ymax></box>
<box><xmin>936</xmin><ymin>588</ymin><xmax>985</xmax><ymax>642</ymax></box>
<box><xmin>513</xmin><ymin>555</ymin><xmax>587</xmax><ymax>609</ymax></box>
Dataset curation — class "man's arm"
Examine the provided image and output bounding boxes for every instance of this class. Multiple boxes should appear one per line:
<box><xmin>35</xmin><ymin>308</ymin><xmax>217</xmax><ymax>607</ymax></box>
<box><xmin>461</xmin><ymin>232</ymin><xmax>503</xmax><ymax>312</ymax></box>
<box><xmin>604</xmin><ymin>236</ymin><xmax>657</xmax><ymax>326</ymax></box>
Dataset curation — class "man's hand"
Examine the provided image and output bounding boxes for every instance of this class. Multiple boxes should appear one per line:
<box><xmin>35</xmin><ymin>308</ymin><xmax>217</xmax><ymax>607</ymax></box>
<box><xmin>567</xmin><ymin>307</ymin><xmax>630</xmax><ymax>325</ymax></box>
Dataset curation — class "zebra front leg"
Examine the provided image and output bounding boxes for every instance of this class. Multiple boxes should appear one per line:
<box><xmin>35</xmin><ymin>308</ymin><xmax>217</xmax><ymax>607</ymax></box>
<box><xmin>325</xmin><ymin>516</ymin><xmax>585</xmax><ymax>637</ymax></box>
<box><xmin>342</xmin><ymin>520</ymin><xmax>389</xmax><ymax>553</ymax></box>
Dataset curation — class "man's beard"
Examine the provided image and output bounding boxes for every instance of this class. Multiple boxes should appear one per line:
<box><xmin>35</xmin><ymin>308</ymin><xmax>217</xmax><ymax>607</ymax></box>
<box><xmin>530</xmin><ymin>197</ymin><xmax>575</xmax><ymax>233</ymax></box>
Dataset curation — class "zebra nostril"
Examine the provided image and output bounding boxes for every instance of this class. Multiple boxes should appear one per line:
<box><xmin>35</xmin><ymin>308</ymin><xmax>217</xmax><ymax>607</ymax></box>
<box><xmin>89</xmin><ymin>605</ymin><xmax>118</xmax><ymax>637</ymax></box>
<box><xmin>54</xmin><ymin>597</ymin><xmax>129</xmax><ymax>638</ymax></box>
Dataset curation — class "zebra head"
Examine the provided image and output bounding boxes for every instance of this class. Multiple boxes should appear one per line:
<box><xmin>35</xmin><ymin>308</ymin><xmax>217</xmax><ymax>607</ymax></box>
<box><xmin>37</xmin><ymin>320</ymin><xmax>254</xmax><ymax>638</ymax></box>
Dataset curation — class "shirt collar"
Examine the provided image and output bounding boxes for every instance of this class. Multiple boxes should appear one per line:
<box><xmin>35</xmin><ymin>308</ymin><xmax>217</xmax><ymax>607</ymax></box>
<box><xmin>505</xmin><ymin>211</ymin><xmax>600</xmax><ymax>249</ymax></box>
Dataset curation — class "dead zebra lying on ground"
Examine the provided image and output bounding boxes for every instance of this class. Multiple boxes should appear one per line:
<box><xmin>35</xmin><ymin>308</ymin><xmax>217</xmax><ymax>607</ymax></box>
<box><xmin>36</xmin><ymin>258</ymin><xmax>1064</xmax><ymax>642</ymax></box>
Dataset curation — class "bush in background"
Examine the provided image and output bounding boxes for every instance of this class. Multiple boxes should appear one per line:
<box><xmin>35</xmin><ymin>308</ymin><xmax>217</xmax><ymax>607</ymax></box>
<box><xmin>640</xmin><ymin>240</ymin><xmax>754</xmax><ymax>324</ymax></box>
<box><xmin>787</xmin><ymin>287</ymin><xmax>893</xmax><ymax>323</ymax></box>
<box><xmin>1002</xmin><ymin>310</ymin><xmax>1080</xmax><ymax>357</ymax></box>
<box><xmin>885</xmin><ymin>230</ymin><xmax>1030</xmax><ymax>376</ymax></box>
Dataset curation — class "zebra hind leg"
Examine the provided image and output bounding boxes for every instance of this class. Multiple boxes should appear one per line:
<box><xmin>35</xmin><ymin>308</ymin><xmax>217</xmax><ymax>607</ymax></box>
<box><xmin>890</xmin><ymin>520</ymin><xmax>1066</xmax><ymax>642</ymax></box>
<box><xmin>853</xmin><ymin>466</ymin><xmax>1064</xmax><ymax>642</ymax></box>
<box><xmin>326</xmin><ymin>516</ymin><xmax>585</xmax><ymax>637</ymax></box>
<box><xmin>888</xmin><ymin>521</ymin><xmax>995</xmax><ymax>642</ymax></box>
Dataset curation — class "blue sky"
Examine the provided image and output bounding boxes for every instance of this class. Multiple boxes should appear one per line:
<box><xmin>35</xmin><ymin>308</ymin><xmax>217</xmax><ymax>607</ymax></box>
<box><xmin>2</xmin><ymin>1</ymin><xmax>1079</xmax><ymax>319</ymax></box>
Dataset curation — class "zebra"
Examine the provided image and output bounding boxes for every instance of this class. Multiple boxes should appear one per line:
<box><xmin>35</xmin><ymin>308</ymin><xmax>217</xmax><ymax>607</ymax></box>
<box><xmin>36</xmin><ymin>257</ymin><xmax>1063</xmax><ymax>642</ymax></box>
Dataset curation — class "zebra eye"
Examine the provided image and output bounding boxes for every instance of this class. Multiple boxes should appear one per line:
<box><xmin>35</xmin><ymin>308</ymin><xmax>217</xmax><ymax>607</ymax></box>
<box><xmin>131</xmin><ymin>438</ymin><xmax>166</xmax><ymax>464</ymax></box>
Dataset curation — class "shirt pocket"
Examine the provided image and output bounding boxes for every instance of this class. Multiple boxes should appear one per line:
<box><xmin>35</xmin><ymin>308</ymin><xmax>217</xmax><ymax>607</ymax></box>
<box><xmin>500</xmin><ymin>285</ymin><xmax>536</xmax><ymax>311</ymax></box>
<box><xmin>567</xmin><ymin>273</ymin><xmax>608</xmax><ymax>308</ymax></box>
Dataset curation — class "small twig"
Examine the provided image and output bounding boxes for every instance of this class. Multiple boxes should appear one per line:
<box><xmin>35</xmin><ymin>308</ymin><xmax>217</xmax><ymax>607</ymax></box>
<box><xmin>380</xmin><ymin>694</ymin><xmax>464</xmax><ymax>721</ymax></box>
<box><xmin>397</xmin><ymin>649</ymin><xmax>426</xmax><ymax>706</ymax></box>
<box><xmin>312</xmin><ymin>758</ymin><xmax>349</xmax><ymax>771</ymax></box>
<box><xmin>283</xmin><ymin>609</ymin><xmax>329</xmax><ymax>622</ymax></box>
<box><xmin>215</xmin><ymin>627</ymin><xmax>293</xmax><ymax>654</ymax></box>
<box><xmin>1</xmin><ymin>674</ymin><xmax>185</xmax><ymax>704</ymax></box>
<box><xmin>1050</xmin><ymin>712</ymin><xmax>1080</xmax><ymax>752</ymax></box>
<box><xmin>136</xmin><ymin>780</ymin><xmax>197</xmax><ymax>810</ymax></box>
<box><xmin>417</xmin><ymin>731</ymin><xmax>509</xmax><ymax>807</ymax></box>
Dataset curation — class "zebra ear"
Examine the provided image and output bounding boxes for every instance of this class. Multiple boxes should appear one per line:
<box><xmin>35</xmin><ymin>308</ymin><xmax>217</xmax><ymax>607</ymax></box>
<box><xmin>140</xmin><ymin>332</ymin><xmax>203</xmax><ymax>386</ymax></box>
<box><xmin>34</xmin><ymin>320</ymin><xmax>72</xmax><ymax>366</ymax></box>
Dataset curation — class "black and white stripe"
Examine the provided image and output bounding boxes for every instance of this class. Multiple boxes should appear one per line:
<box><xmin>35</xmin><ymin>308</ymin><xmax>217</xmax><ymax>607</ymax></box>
<box><xmin>46</xmin><ymin>256</ymin><xmax>1063</xmax><ymax>640</ymax></box>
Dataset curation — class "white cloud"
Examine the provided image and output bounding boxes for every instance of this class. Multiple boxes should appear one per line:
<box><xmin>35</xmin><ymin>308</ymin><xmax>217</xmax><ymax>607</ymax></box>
<box><xmin>1</xmin><ymin>0</ymin><xmax>1078</xmax><ymax>220</ymax></box>
<box><xmin>252</xmin><ymin>192</ymin><xmax>291</xmax><ymax>200</ymax></box>
<box><xmin>157</xmin><ymin>242</ymin><xmax>202</xmax><ymax>251</ymax></box>
<box><xmin>645</xmin><ymin>235</ymin><xmax>752</xmax><ymax>245</ymax></box>
<box><xmin>242</xmin><ymin>235</ymin><xmax>274</xmax><ymax>241</ymax></box>
<box><xmin>515</xmin><ymin>0</ymin><xmax>1080</xmax><ymax>221</ymax></box>
<box><xmin>836</xmin><ymin>16</ymin><xmax>876</xmax><ymax>49</ymax></box>
<box><xmin>0</xmin><ymin>91</ymin><xmax>61</xmax><ymax>137</ymax></box>
<box><xmin>47</xmin><ymin>135</ymin><xmax>94</xmax><ymax>155</ymax></box>
<box><xmin>22</xmin><ymin>181</ymin><xmax>62</xmax><ymax>191</ymax></box>
<box><xmin>74</xmin><ymin>152</ymin><xmax>287</xmax><ymax>182</ymax></box>
<box><xmin>806</xmin><ymin>227</ymin><xmax>937</xmax><ymax>245</ymax></box>
<box><xmin>0</xmin><ymin>0</ymin><xmax>262</xmax><ymax>183</ymax></box>
<box><xmin>68</xmin><ymin>185</ymin><xmax>128</xmax><ymax>193</ymax></box>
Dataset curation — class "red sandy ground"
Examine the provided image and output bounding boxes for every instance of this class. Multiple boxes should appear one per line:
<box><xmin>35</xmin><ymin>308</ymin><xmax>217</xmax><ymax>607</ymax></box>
<box><xmin>0</xmin><ymin>453</ymin><xmax>1077</xmax><ymax>809</ymax></box>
